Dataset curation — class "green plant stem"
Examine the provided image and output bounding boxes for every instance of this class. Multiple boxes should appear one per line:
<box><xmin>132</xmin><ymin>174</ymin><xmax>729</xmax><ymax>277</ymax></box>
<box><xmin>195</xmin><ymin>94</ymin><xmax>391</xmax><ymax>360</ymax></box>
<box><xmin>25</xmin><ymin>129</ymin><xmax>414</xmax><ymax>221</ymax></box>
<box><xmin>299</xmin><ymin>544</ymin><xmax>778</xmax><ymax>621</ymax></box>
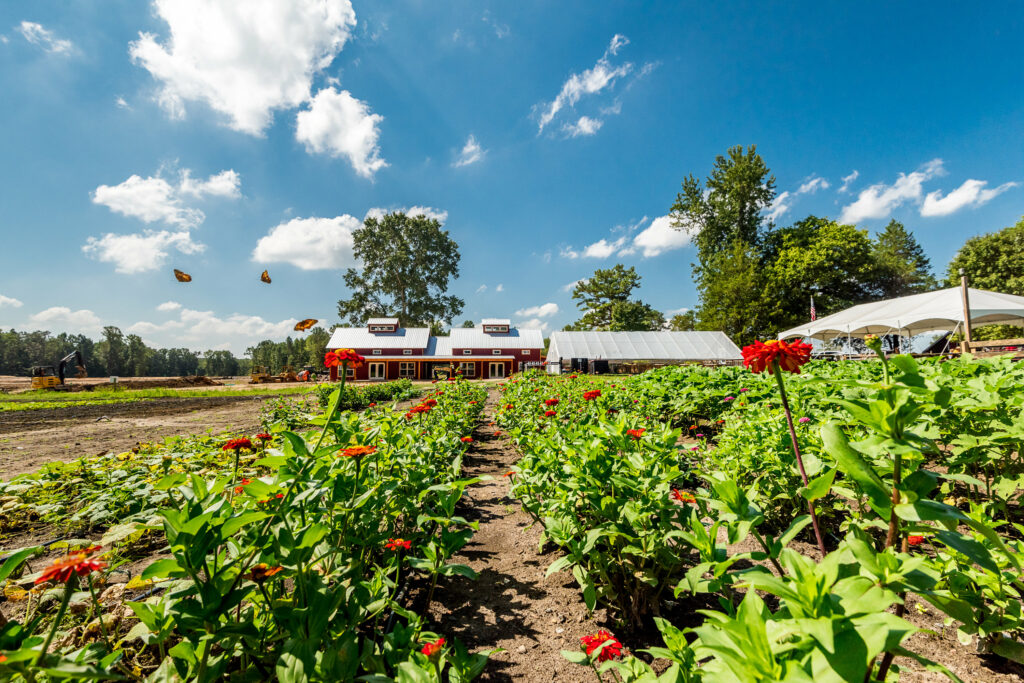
<box><xmin>750</xmin><ymin>528</ymin><xmax>785</xmax><ymax>575</ymax></box>
<box><xmin>227</xmin><ymin>448</ymin><xmax>241</xmax><ymax>505</ymax></box>
<box><xmin>86</xmin><ymin>577</ymin><xmax>113</xmax><ymax>652</ymax></box>
<box><xmin>772</xmin><ymin>364</ymin><xmax>827</xmax><ymax>557</ymax></box>
<box><xmin>36</xmin><ymin>576</ymin><xmax>75</xmax><ymax>666</ymax></box>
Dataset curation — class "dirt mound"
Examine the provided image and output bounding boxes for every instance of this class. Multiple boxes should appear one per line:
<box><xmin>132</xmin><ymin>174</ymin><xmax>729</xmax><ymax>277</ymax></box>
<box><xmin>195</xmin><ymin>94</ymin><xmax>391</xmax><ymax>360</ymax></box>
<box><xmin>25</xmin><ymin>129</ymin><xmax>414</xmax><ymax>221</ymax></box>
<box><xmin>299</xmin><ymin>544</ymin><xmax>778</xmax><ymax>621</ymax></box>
<box><xmin>78</xmin><ymin>376</ymin><xmax>223</xmax><ymax>391</ymax></box>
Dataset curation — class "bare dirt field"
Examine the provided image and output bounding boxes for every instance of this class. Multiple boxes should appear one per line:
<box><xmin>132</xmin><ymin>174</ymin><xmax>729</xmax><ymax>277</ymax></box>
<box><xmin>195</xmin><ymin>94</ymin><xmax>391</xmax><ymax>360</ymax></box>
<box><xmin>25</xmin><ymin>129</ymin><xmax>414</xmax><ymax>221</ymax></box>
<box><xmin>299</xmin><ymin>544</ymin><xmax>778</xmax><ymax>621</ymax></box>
<box><xmin>0</xmin><ymin>395</ymin><xmax>278</xmax><ymax>478</ymax></box>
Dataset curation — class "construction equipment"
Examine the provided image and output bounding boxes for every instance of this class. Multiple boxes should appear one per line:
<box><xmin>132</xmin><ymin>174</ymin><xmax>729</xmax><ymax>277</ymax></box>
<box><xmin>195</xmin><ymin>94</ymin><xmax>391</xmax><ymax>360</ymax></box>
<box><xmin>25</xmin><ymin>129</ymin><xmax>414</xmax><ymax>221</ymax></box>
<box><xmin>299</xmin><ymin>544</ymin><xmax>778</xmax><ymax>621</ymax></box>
<box><xmin>31</xmin><ymin>351</ymin><xmax>86</xmax><ymax>390</ymax></box>
<box><xmin>249</xmin><ymin>365</ymin><xmax>303</xmax><ymax>384</ymax></box>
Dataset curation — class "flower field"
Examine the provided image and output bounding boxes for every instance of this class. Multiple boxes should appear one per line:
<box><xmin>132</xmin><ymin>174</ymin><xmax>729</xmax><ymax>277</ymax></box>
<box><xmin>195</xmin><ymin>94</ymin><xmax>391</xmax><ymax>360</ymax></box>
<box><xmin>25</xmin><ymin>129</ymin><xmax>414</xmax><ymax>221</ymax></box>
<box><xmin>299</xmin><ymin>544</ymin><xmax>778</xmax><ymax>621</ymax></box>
<box><xmin>495</xmin><ymin>349</ymin><xmax>1024</xmax><ymax>681</ymax></box>
<box><xmin>0</xmin><ymin>349</ymin><xmax>1022</xmax><ymax>681</ymax></box>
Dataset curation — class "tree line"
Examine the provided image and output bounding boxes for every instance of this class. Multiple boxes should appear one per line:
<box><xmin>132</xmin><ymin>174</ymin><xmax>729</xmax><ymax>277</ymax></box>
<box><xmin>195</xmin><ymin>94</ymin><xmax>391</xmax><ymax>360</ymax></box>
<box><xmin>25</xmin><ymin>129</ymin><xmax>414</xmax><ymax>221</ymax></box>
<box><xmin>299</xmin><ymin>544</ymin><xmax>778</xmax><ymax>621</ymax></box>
<box><xmin>562</xmin><ymin>146</ymin><xmax>1023</xmax><ymax>344</ymax></box>
<box><xmin>0</xmin><ymin>326</ymin><xmax>249</xmax><ymax>378</ymax></box>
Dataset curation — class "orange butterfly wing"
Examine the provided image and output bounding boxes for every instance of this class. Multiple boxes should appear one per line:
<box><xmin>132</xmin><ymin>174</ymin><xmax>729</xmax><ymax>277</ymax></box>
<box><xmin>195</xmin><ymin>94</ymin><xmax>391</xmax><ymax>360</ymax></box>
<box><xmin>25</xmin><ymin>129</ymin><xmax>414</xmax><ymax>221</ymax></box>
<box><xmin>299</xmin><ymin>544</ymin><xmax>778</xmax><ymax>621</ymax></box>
<box><xmin>260</xmin><ymin>270</ymin><xmax>271</xmax><ymax>284</ymax></box>
<box><xmin>294</xmin><ymin>318</ymin><xmax>317</xmax><ymax>331</ymax></box>
<box><xmin>174</xmin><ymin>269</ymin><xmax>192</xmax><ymax>282</ymax></box>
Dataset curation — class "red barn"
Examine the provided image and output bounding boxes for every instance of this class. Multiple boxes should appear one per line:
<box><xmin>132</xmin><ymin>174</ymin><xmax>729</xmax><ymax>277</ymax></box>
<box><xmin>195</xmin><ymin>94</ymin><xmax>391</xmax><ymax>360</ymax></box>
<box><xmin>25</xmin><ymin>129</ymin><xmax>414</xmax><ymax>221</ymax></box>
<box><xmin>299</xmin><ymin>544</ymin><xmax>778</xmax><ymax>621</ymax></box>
<box><xmin>326</xmin><ymin>317</ymin><xmax>544</xmax><ymax>381</ymax></box>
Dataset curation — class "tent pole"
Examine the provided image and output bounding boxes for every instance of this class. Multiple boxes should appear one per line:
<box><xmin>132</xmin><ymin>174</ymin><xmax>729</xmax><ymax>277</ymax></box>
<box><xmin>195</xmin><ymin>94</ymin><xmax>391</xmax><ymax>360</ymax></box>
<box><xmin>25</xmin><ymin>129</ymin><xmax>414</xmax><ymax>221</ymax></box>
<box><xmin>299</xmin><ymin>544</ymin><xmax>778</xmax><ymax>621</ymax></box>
<box><xmin>960</xmin><ymin>269</ymin><xmax>973</xmax><ymax>352</ymax></box>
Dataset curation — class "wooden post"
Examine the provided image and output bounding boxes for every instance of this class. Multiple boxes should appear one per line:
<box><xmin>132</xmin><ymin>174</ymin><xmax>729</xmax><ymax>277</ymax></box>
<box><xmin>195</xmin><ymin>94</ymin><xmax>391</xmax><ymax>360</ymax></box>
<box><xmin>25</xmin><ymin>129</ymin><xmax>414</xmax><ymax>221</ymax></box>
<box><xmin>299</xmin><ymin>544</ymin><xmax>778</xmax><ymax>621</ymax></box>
<box><xmin>960</xmin><ymin>269</ymin><xmax>973</xmax><ymax>353</ymax></box>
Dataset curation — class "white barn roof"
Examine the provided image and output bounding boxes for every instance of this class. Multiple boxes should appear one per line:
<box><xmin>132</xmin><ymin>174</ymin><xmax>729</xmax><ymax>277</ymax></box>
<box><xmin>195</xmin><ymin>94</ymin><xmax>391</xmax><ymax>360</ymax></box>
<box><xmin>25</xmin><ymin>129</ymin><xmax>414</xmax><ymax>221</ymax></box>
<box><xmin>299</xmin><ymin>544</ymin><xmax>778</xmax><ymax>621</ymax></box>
<box><xmin>546</xmin><ymin>331</ymin><xmax>741</xmax><ymax>362</ymax></box>
<box><xmin>327</xmin><ymin>326</ymin><xmax>431</xmax><ymax>349</ymax></box>
<box><xmin>367</xmin><ymin>317</ymin><xmax>400</xmax><ymax>326</ymax></box>
<box><xmin>450</xmin><ymin>326</ymin><xmax>544</xmax><ymax>349</ymax></box>
<box><xmin>480</xmin><ymin>318</ymin><xmax>512</xmax><ymax>326</ymax></box>
<box><xmin>778</xmin><ymin>287</ymin><xmax>1024</xmax><ymax>340</ymax></box>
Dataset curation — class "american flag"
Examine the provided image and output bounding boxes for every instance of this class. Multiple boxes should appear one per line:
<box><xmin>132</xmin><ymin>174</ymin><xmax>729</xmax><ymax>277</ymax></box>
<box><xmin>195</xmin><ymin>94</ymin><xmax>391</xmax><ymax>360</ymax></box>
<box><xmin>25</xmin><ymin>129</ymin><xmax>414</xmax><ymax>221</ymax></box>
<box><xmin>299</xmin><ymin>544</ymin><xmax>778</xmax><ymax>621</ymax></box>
<box><xmin>810</xmin><ymin>296</ymin><xmax>816</xmax><ymax>322</ymax></box>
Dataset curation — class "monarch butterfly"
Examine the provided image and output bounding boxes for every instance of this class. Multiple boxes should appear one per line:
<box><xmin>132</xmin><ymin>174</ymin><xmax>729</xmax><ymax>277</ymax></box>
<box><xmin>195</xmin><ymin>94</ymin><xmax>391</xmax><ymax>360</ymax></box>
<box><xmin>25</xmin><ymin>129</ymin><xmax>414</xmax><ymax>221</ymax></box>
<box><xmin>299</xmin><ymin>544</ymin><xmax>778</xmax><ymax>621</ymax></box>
<box><xmin>294</xmin><ymin>319</ymin><xmax>317</xmax><ymax>331</ymax></box>
<box><xmin>260</xmin><ymin>270</ymin><xmax>271</xmax><ymax>284</ymax></box>
<box><xmin>174</xmin><ymin>269</ymin><xmax>192</xmax><ymax>282</ymax></box>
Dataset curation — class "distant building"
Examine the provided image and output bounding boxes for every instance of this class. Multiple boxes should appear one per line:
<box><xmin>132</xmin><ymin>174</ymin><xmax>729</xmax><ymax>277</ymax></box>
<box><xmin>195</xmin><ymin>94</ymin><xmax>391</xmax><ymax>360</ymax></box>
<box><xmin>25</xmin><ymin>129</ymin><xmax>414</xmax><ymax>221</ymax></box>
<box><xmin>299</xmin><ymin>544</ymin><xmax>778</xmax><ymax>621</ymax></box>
<box><xmin>545</xmin><ymin>330</ymin><xmax>742</xmax><ymax>373</ymax></box>
<box><xmin>326</xmin><ymin>318</ymin><xmax>544</xmax><ymax>381</ymax></box>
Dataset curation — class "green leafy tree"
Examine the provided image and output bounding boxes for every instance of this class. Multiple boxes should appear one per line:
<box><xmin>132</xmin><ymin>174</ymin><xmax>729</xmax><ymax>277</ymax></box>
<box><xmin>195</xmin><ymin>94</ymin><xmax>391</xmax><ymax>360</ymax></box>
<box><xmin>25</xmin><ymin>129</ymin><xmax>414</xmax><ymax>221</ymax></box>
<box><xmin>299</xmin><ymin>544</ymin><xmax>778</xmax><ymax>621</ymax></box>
<box><xmin>872</xmin><ymin>220</ymin><xmax>937</xmax><ymax>298</ymax></box>
<box><xmin>125</xmin><ymin>334</ymin><xmax>149</xmax><ymax>376</ymax></box>
<box><xmin>761</xmin><ymin>217</ymin><xmax>880</xmax><ymax>332</ymax></box>
<box><xmin>668</xmin><ymin>310</ymin><xmax>698</xmax><ymax>331</ymax></box>
<box><xmin>670</xmin><ymin>144</ymin><xmax>776</xmax><ymax>266</ymax></box>
<box><xmin>98</xmin><ymin>326</ymin><xmax>126</xmax><ymax>376</ymax></box>
<box><xmin>565</xmin><ymin>265</ymin><xmax>664</xmax><ymax>331</ymax></box>
<box><xmin>461</xmin><ymin>320</ymin><xmax>475</xmax><ymax>328</ymax></box>
<box><xmin>670</xmin><ymin>145</ymin><xmax>776</xmax><ymax>344</ymax></box>
<box><xmin>338</xmin><ymin>211</ymin><xmax>464</xmax><ymax>327</ymax></box>
<box><xmin>946</xmin><ymin>216</ymin><xmax>1024</xmax><ymax>339</ymax></box>
<box><xmin>304</xmin><ymin>327</ymin><xmax>330</xmax><ymax>369</ymax></box>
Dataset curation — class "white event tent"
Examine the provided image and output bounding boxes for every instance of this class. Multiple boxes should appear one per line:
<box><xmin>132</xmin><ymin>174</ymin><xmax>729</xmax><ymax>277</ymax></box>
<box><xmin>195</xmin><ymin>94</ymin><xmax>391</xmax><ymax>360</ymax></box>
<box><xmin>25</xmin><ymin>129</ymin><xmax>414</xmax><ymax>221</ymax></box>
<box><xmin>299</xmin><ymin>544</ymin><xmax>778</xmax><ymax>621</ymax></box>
<box><xmin>778</xmin><ymin>287</ymin><xmax>1024</xmax><ymax>341</ymax></box>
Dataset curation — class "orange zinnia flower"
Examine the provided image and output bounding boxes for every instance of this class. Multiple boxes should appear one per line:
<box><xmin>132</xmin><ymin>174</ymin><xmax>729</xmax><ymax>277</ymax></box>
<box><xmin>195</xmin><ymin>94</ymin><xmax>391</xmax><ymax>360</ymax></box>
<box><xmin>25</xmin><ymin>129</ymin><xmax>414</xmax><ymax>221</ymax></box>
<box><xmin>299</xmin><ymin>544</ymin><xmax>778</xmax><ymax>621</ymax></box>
<box><xmin>626</xmin><ymin>428</ymin><xmax>645</xmax><ymax>439</ymax></box>
<box><xmin>36</xmin><ymin>546</ymin><xmax>106</xmax><ymax>585</ymax></box>
<box><xmin>741</xmin><ymin>339</ymin><xmax>813</xmax><ymax>374</ymax></box>
<box><xmin>324</xmin><ymin>349</ymin><xmax>365</xmax><ymax>368</ymax></box>
<box><xmin>341</xmin><ymin>445</ymin><xmax>377</xmax><ymax>458</ymax></box>
<box><xmin>385</xmin><ymin>538</ymin><xmax>412</xmax><ymax>551</ymax></box>
<box><xmin>461</xmin><ymin>436</ymin><xmax>473</xmax><ymax>443</ymax></box>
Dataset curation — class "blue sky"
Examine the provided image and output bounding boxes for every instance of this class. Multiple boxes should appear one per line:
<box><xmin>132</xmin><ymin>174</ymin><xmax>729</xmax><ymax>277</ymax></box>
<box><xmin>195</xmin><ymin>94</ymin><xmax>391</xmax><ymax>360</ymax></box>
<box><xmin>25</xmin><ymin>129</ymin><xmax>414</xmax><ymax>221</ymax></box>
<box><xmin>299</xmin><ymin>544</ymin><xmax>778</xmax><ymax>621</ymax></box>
<box><xmin>1</xmin><ymin>1</ymin><xmax>1022</xmax><ymax>353</ymax></box>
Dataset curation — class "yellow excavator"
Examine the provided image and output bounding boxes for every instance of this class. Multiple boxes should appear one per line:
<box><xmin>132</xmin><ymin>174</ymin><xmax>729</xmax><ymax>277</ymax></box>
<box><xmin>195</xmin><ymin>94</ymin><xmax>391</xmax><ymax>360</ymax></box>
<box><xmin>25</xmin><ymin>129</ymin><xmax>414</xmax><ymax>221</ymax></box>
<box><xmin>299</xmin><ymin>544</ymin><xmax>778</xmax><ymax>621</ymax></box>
<box><xmin>31</xmin><ymin>351</ymin><xmax>87</xmax><ymax>390</ymax></box>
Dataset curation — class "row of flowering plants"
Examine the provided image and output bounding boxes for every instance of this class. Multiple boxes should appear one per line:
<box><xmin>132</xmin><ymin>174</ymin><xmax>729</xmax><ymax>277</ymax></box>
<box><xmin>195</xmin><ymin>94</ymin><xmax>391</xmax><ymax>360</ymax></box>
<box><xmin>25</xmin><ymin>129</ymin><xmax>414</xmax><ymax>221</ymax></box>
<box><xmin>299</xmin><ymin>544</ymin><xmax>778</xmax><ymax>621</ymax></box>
<box><xmin>499</xmin><ymin>341</ymin><xmax>1024</xmax><ymax>680</ymax></box>
<box><xmin>0</xmin><ymin>355</ymin><xmax>495</xmax><ymax>681</ymax></box>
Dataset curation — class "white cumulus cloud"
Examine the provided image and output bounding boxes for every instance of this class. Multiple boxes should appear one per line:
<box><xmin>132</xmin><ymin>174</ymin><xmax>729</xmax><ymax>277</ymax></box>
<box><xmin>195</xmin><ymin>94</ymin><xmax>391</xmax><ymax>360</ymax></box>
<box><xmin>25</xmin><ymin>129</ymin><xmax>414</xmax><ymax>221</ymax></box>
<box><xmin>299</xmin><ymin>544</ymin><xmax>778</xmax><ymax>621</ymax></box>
<box><xmin>157</xmin><ymin>301</ymin><xmax>181</xmax><ymax>312</ymax></box>
<box><xmin>626</xmin><ymin>215</ymin><xmax>693</xmax><ymax>257</ymax></box>
<box><xmin>295</xmin><ymin>87</ymin><xmax>387</xmax><ymax>178</ymax></box>
<box><xmin>517</xmin><ymin>318</ymin><xmax>550</xmax><ymax>333</ymax></box>
<box><xmin>128</xmin><ymin>307</ymin><xmax>310</xmax><ymax>354</ymax></box>
<box><xmin>920</xmin><ymin>179</ymin><xmax>1018</xmax><ymax>217</ymax></box>
<box><xmin>563</xmin><ymin>116</ymin><xmax>603</xmax><ymax>137</ymax></box>
<box><xmin>0</xmin><ymin>294</ymin><xmax>24</xmax><ymax>309</ymax></box>
<box><xmin>766</xmin><ymin>191</ymin><xmax>792</xmax><ymax>222</ymax></box>
<box><xmin>18</xmin><ymin>21</ymin><xmax>74</xmax><ymax>54</ymax></box>
<box><xmin>130</xmin><ymin>0</ymin><xmax>356</xmax><ymax>135</ymax></box>
<box><xmin>91</xmin><ymin>168</ymin><xmax>240</xmax><ymax>228</ymax></box>
<box><xmin>29</xmin><ymin>307</ymin><xmax>102</xmax><ymax>334</ymax></box>
<box><xmin>363</xmin><ymin>206</ymin><xmax>448</xmax><ymax>224</ymax></box>
<box><xmin>452</xmin><ymin>134</ymin><xmax>485</xmax><ymax>167</ymax></box>
<box><xmin>495</xmin><ymin>284</ymin><xmax>504</xmax><ymax>292</ymax></box>
<box><xmin>839</xmin><ymin>159</ymin><xmax>945</xmax><ymax>224</ymax></box>
<box><xmin>83</xmin><ymin>230</ymin><xmax>204</xmax><ymax>274</ymax></box>
<box><xmin>252</xmin><ymin>215</ymin><xmax>360</xmax><ymax>270</ymax></box>
<box><xmin>515</xmin><ymin>303</ymin><xmax>559</xmax><ymax>318</ymax></box>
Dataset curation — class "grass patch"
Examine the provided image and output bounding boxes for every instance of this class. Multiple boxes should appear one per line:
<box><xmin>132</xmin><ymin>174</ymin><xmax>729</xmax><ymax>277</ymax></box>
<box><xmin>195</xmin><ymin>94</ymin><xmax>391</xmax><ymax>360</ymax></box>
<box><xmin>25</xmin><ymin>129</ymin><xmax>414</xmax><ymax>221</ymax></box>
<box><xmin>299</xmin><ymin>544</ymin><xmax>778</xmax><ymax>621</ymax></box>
<box><xmin>0</xmin><ymin>384</ymin><xmax>320</xmax><ymax>403</ymax></box>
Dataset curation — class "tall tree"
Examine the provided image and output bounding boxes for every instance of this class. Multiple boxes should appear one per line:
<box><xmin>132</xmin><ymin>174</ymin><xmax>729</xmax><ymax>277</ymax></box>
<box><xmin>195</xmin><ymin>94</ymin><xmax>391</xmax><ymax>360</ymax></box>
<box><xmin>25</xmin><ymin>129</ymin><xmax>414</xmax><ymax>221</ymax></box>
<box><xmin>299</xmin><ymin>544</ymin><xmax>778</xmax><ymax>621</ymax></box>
<box><xmin>565</xmin><ymin>264</ymin><xmax>664</xmax><ymax>331</ymax></box>
<box><xmin>668</xmin><ymin>310</ymin><xmax>698</xmax><ymax>331</ymax></box>
<box><xmin>670</xmin><ymin>145</ymin><xmax>777</xmax><ymax>344</ymax></box>
<box><xmin>872</xmin><ymin>220</ymin><xmax>936</xmax><ymax>298</ymax></box>
<box><xmin>946</xmin><ymin>216</ymin><xmax>1024</xmax><ymax>295</ymax></box>
<box><xmin>670</xmin><ymin>144</ymin><xmax>776</xmax><ymax>268</ymax></box>
<box><xmin>761</xmin><ymin>216</ymin><xmax>880</xmax><ymax>332</ymax></box>
<box><xmin>461</xmin><ymin>320</ymin><xmax>475</xmax><ymax>328</ymax></box>
<box><xmin>303</xmin><ymin>327</ymin><xmax>330</xmax><ymax>369</ymax></box>
<box><xmin>98</xmin><ymin>326</ymin><xmax>127</xmax><ymax>376</ymax></box>
<box><xmin>946</xmin><ymin>216</ymin><xmax>1024</xmax><ymax>339</ymax></box>
<box><xmin>338</xmin><ymin>211</ymin><xmax>464</xmax><ymax>327</ymax></box>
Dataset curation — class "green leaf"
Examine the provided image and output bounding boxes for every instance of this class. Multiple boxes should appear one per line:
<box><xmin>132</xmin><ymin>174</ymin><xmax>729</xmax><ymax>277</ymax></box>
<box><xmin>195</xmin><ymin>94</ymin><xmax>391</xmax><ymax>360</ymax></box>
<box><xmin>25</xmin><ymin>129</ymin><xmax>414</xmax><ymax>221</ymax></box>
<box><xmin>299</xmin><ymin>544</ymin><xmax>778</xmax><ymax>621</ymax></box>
<box><xmin>821</xmin><ymin>423</ymin><xmax>890</xmax><ymax>515</ymax></box>
<box><xmin>561</xmin><ymin>650</ymin><xmax>589</xmax><ymax>664</ymax></box>
<box><xmin>934</xmin><ymin>530</ymin><xmax>999</xmax><ymax>574</ymax></box>
<box><xmin>800</xmin><ymin>468</ymin><xmax>836</xmax><ymax>502</ymax></box>
<box><xmin>276</xmin><ymin>652</ymin><xmax>307</xmax><ymax>683</ymax></box>
<box><xmin>0</xmin><ymin>546</ymin><xmax>40</xmax><ymax>582</ymax></box>
<box><xmin>141</xmin><ymin>558</ymin><xmax>185</xmax><ymax>580</ymax></box>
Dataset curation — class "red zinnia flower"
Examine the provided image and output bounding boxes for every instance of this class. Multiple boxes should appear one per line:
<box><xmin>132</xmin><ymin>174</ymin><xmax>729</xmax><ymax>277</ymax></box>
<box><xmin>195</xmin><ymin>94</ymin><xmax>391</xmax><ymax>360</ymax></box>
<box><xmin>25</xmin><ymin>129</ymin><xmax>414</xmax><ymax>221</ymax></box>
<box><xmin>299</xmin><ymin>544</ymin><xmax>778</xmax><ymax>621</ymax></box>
<box><xmin>255</xmin><ymin>433</ymin><xmax>272</xmax><ymax>441</ymax></box>
<box><xmin>423</xmin><ymin>398</ymin><xmax>438</xmax><ymax>407</ymax></box>
<box><xmin>223</xmin><ymin>438</ymin><xmax>253</xmax><ymax>452</ymax></box>
<box><xmin>461</xmin><ymin>436</ymin><xmax>473</xmax><ymax>443</ymax></box>
<box><xmin>627</xmin><ymin>428</ymin><xmax>645</xmax><ymax>439</ymax></box>
<box><xmin>504</xmin><ymin>471</ymin><xmax>515</xmax><ymax>478</ymax></box>
<box><xmin>341</xmin><ymin>445</ymin><xmax>377</xmax><ymax>458</ymax></box>
<box><xmin>580</xmin><ymin>631</ymin><xmax>623</xmax><ymax>662</ymax></box>
<box><xmin>494</xmin><ymin>430</ymin><xmax>502</xmax><ymax>437</ymax></box>
<box><xmin>671</xmin><ymin>489</ymin><xmax>696</xmax><ymax>504</ymax></box>
<box><xmin>544</xmin><ymin>398</ymin><xmax>559</xmax><ymax>407</ymax></box>
<box><xmin>583</xmin><ymin>389</ymin><xmax>601</xmax><ymax>401</ymax></box>
<box><xmin>234</xmin><ymin>477</ymin><xmax>251</xmax><ymax>494</ymax></box>
<box><xmin>544</xmin><ymin>410</ymin><xmax>556</xmax><ymax>417</ymax></box>
<box><xmin>569</xmin><ymin>374</ymin><xmax>578</xmax><ymax>379</ymax></box>
<box><xmin>325</xmin><ymin>348</ymin><xmax>365</xmax><ymax>369</ymax></box>
<box><xmin>907</xmin><ymin>535</ymin><xmax>925</xmax><ymax>546</ymax></box>
<box><xmin>36</xmin><ymin>546</ymin><xmax>106</xmax><ymax>585</ymax></box>
<box><xmin>368</xmin><ymin>402</ymin><xmax>377</xmax><ymax>407</ymax></box>
<box><xmin>741</xmin><ymin>339</ymin><xmax>813</xmax><ymax>374</ymax></box>
<box><xmin>421</xmin><ymin>637</ymin><xmax>445</xmax><ymax>658</ymax></box>
<box><xmin>385</xmin><ymin>538</ymin><xmax>412</xmax><ymax>551</ymax></box>
<box><xmin>506</xmin><ymin>404</ymin><xmax>514</xmax><ymax>410</ymax></box>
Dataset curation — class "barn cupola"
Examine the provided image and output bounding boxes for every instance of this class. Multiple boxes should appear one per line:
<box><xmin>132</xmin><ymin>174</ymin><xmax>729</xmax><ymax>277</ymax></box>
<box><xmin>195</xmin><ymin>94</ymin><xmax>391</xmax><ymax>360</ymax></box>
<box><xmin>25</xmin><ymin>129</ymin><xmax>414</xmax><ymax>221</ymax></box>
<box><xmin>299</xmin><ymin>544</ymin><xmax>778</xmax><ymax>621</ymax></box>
<box><xmin>367</xmin><ymin>317</ymin><xmax>399</xmax><ymax>333</ymax></box>
<box><xmin>481</xmin><ymin>318</ymin><xmax>511</xmax><ymax>334</ymax></box>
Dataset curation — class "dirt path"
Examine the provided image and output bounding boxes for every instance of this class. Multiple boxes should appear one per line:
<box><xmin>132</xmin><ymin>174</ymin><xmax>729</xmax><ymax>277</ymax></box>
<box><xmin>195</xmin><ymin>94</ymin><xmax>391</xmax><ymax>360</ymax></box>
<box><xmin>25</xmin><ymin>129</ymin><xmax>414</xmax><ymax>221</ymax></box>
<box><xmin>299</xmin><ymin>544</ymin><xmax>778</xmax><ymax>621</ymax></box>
<box><xmin>429</xmin><ymin>388</ymin><xmax>608</xmax><ymax>682</ymax></box>
<box><xmin>0</xmin><ymin>397</ymin><xmax>277</xmax><ymax>478</ymax></box>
